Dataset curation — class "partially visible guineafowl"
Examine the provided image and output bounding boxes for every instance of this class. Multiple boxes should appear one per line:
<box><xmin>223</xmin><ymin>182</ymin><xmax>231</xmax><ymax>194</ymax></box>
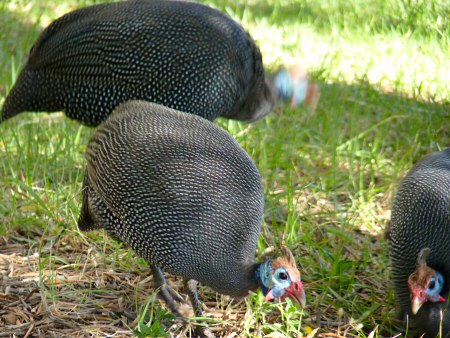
<box><xmin>1</xmin><ymin>0</ymin><xmax>309</xmax><ymax>126</ymax></box>
<box><xmin>78</xmin><ymin>101</ymin><xmax>306</xmax><ymax>329</ymax></box>
<box><xmin>388</xmin><ymin>148</ymin><xmax>450</xmax><ymax>337</ymax></box>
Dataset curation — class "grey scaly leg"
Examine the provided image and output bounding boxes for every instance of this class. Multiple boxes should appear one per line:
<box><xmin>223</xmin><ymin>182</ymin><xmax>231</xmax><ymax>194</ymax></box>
<box><xmin>151</xmin><ymin>265</ymin><xmax>184</xmax><ymax>316</ymax></box>
<box><xmin>186</xmin><ymin>279</ymin><xmax>203</xmax><ymax>318</ymax></box>
<box><xmin>185</xmin><ymin>279</ymin><xmax>215</xmax><ymax>338</ymax></box>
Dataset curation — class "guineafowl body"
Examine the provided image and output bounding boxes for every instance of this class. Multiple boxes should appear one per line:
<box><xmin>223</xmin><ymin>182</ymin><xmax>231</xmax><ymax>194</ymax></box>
<box><xmin>78</xmin><ymin>101</ymin><xmax>305</xmax><ymax>318</ymax></box>
<box><xmin>2</xmin><ymin>0</ymin><xmax>273</xmax><ymax>125</ymax></box>
<box><xmin>388</xmin><ymin>148</ymin><xmax>450</xmax><ymax>336</ymax></box>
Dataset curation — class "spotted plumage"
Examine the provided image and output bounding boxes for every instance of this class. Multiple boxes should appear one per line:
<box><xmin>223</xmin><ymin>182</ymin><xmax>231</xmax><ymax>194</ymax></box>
<box><xmin>78</xmin><ymin>100</ymin><xmax>305</xmax><ymax>320</ymax></box>
<box><xmin>388</xmin><ymin>148</ymin><xmax>450</xmax><ymax>336</ymax></box>
<box><xmin>1</xmin><ymin>0</ymin><xmax>273</xmax><ymax>125</ymax></box>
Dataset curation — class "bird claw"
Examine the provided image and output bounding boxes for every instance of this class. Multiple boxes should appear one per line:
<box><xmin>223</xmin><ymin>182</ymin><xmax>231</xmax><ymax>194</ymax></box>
<box><xmin>161</xmin><ymin>283</ymin><xmax>184</xmax><ymax>303</ymax></box>
<box><xmin>151</xmin><ymin>265</ymin><xmax>184</xmax><ymax>316</ymax></box>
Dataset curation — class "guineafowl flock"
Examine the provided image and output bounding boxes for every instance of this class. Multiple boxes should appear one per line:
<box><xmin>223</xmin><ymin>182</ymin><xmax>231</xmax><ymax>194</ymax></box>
<box><xmin>0</xmin><ymin>0</ymin><xmax>448</xmax><ymax>337</ymax></box>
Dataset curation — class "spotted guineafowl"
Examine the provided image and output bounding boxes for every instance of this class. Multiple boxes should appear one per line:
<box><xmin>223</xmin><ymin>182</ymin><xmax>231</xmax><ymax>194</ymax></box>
<box><xmin>1</xmin><ymin>0</ymin><xmax>309</xmax><ymax>126</ymax></box>
<box><xmin>77</xmin><ymin>101</ymin><xmax>306</xmax><ymax>329</ymax></box>
<box><xmin>387</xmin><ymin>148</ymin><xmax>450</xmax><ymax>337</ymax></box>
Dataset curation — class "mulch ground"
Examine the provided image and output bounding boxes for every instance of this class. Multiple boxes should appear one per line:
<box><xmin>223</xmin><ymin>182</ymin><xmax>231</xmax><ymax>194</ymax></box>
<box><xmin>0</xmin><ymin>229</ymin><xmax>390</xmax><ymax>337</ymax></box>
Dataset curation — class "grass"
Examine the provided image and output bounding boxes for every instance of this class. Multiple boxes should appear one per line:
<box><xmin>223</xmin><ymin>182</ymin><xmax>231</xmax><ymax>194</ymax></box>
<box><xmin>0</xmin><ymin>0</ymin><xmax>449</xmax><ymax>337</ymax></box>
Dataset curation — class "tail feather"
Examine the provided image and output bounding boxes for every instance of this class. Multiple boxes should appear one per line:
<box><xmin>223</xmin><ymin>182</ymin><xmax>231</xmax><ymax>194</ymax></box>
<box><xmin>1</xmin><ymin>74</ymin><xmax>30</xmax><ymax>123</ymax></box>
<box><xmin>1</xmin><ymin>68</ymin><xmax>62</xmax><ymax>123</ymax></box>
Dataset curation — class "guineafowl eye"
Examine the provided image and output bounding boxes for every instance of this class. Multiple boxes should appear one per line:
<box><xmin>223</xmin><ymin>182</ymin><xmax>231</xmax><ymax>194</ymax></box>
<box><xmin>426</xmin><ymin>273</ymin><xmax>444</xmax><ymax>296</ymax></box>
<box><xmin>277</xmin><ymin>270</ymin><xmax>289</xmax><ymax>282</ymax></box>
<box><xmin>428</xmin><ymin>277</ymin><xmax>436</xmax><ymax>290</ymax></box>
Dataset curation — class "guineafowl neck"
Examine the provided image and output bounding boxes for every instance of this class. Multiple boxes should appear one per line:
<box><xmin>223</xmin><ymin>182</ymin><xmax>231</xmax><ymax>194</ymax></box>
<box><xmin>215</xmin><ymin>262</ymin><xmax>261</xmax><ymax>297</ymax></box>
<box><xmin>253</xmin><ymin>261</ymin><xmax>270</xmax><ymax>295</ymax></box>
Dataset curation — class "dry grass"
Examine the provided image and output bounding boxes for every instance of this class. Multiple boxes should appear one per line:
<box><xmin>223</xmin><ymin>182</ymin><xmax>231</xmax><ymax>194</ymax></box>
<box><xmin>1</xmin><ymin>204</ymin><xmax>392</xmax><ymax>337</ymax></box>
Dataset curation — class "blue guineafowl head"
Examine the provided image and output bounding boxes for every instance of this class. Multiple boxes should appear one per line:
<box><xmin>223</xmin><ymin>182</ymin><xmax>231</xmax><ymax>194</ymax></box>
<box><xmin>408</xmin><ymin>248</ymin><xmax>446</xmax><ymax>315</ymax></box>
<box><xmin>274</xmin><ymin>68</ymin><xmax>309</xmax><ymax>108</ymax></box>
<box><xmin>255</xmin><ymin>246</ymin><xmax>306</xmax><ymax>307</ymax></box>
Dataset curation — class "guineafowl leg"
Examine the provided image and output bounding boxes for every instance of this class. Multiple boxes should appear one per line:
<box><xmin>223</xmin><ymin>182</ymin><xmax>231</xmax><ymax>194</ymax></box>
<box><xmin>151</xmin><ymin>265</ymin><xmax>183</xmax><ymax>316</ymax></box>
<box><xmin>185</xmin><ymin>279</ymin><xmax>216</xmax><ymax>338</ymax></box>
<box><xmin>186</xmin><ymin>279</ymin><xmax>204</xmax><ymax>317</ymax></box>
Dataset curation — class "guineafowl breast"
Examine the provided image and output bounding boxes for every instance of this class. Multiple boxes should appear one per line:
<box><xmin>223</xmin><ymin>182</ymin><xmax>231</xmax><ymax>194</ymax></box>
<box><xmin>79</xmin><ymin>100</ymin><xmax>265</xmax><ymax>296</ymax></box>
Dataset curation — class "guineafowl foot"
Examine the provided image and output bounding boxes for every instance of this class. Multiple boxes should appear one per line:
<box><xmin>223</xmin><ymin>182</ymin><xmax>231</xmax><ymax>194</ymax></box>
<box><xmin>186</xmin><ymin>279</ymin><xmax>204</xmax><ymax>317</ymax></box>
<box><xmin>151</xmin><ymin>265</ymin><xmax>184</xmax><ymax>316</ymax></box>
<box><xmin>185</xmin><ymin>279</ymin><xmax>216</xmax><ymax>338</ymax></box>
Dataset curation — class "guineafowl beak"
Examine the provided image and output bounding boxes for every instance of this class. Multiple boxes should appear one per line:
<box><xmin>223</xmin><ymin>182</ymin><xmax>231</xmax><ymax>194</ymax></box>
<box><xmin>284</xmin><ymin>280</ymin><xmax>306</xmax><ymax>307</ymax></box>
<box><xmin>264</xmin><ymin>280</ymin><xmax>306</xmax><ymax>307</ymax></box>
<box><xmin>411</xmin><ymin>292</ymin><xmax>427</xmax><ymax>315</ymax></box>
<box><xmin>411</xmin><ymin>291</ymin><xmax>446</xmax><ymax>315</ymax></box>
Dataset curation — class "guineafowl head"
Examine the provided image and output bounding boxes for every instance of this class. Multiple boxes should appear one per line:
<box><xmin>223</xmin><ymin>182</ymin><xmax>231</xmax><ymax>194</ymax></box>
<box><xmin>408</xmin><ymin>248</ymin><xmax>446</xmax><ymax>315</ymax></box>
<box><xmin>256</xmin><ymin>246</ymin><xmax>306</xmax><ymax>307</ymax></box>
<box><xmin>272</xmin><ymin>64</ymin><xmax>319</xmax><ymax>110</ymax></box>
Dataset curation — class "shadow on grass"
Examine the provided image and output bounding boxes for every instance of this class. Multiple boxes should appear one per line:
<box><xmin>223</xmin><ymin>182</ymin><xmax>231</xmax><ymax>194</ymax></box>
<box><xmin>313</xmin><ymin>78</ymin><xmax>449</xmax><ymax>148</ymax></box>
<box><xmin>240</xmin><ymin>75</ymin><xmax>449</xmax><ymax>186</ymax></box>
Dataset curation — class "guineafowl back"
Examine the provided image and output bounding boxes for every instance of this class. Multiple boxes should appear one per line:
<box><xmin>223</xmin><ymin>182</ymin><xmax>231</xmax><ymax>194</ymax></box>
<box><xmin>78</xmin><ymin>100</ymin><xmax>264</xmax><ymax>296</ymax></box>
<box><xmin>1</xmin><ymin>0</ymin><xmax>273</xmax><ymax>125</ymax></box>
<box><xmin>389</xmin><ymin>148</ymin><xmax>450</xmax><ymax>335</ymax></box>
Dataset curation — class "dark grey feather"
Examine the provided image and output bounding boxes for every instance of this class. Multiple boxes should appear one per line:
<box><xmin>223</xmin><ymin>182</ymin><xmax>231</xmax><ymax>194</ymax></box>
<box><xmin>389</xmin><ymin>148</ymin><xmax>450</xmax><ymax>336</ymax></box>
<box><xmin>78</xmin><ymin>100</ymin><xmax>265</xmax><ymax>296</ymax></box>
<box><xmin>2</xmin><ymin>0</ymin><xmax>273</xmax><ymax>125</ymax></box>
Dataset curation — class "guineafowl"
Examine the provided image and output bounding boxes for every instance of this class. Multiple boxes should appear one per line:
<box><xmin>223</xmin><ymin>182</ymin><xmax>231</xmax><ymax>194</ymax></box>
<box><xmin>77</xmin><ymin>101</ymin><xmax>306</xmax><ymax>328</ymax></box>
<box><xmin>387</xmin><ymin>148</ymin><xmax>450</xmax><ymax>336</ymax></box>
<box><xmin>1</xmin><ymin>0</ymin><xmax>309</xmax><ymax>126</ymax></box>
